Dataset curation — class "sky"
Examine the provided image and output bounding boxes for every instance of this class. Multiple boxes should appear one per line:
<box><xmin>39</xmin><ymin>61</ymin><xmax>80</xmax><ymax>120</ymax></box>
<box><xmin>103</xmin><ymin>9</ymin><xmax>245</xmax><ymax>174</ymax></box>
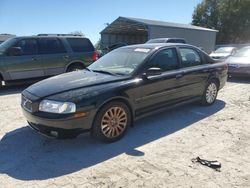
<box><xmin>0</xmin><ymin>0</ymin><xmax>202</xmax><ymax>44</ymax></box>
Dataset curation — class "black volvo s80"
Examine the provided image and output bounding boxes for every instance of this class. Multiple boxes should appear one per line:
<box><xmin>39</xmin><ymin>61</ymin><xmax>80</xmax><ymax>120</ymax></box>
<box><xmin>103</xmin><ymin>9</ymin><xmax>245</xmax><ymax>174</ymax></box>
<box><xmin>22</xmin><ymin>43</ymin><xmax>228</xmax><ymax>142</ymax></box>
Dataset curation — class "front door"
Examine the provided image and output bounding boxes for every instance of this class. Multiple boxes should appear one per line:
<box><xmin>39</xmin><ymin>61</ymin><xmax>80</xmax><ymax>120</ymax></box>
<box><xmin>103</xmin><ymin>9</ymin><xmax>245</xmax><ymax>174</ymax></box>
<box><xmin>134</xmin><ymin>47</ymin><xmax>183</xmax><ymax>115</ymax></box>
<box><xmin>5</xmin><ymin>38</ymin><xmax>44</xmax><ymax>80</ymax></box>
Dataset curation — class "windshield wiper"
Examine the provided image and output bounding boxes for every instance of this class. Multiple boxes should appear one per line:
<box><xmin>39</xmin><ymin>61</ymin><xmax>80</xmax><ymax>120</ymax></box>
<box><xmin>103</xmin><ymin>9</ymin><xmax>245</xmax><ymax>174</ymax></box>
<box><xmin>91</xmin><ymin>69</ymin><xmax>116</xmax><ymax>76</ymax></box>
<box><xmin>84</xmin><ymin>67</ymin><xmax>92</xmax><ymax>72</ymax></box>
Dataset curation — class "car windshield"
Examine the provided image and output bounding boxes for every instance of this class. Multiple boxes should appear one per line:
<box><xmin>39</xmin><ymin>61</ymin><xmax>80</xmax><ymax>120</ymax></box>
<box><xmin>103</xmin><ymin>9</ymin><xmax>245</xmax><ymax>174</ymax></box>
<box><xmin>88</xmin><ymin>48</ymin><xmax>151</xmax><ymax>75</ymax></box>
<box><xmin>0</xmin><ymin>38</ymin><xmax>17</xmax><ymax>53</ymax></box>
<box><xmin>215</xmin><ymin>47</ymin><xmax>234</xmax><ymax>53</ymax></box>
<box><xmin>233</xmin><ymin>47</ymin><xmax>250</xmax><ymax>57</ymax></box>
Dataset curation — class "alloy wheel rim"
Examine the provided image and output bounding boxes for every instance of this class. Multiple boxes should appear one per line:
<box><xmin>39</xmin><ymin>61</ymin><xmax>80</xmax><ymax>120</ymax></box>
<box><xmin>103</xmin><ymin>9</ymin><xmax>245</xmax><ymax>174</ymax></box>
<box><xmin>206</xmin><ymin>83</ymin><xmax>217</xmax><ymax>103</ymax></box>
<box><xmin>101</xmin><ymin>106</ymin><xmax>127</xmax><ymax>138</ymax></box>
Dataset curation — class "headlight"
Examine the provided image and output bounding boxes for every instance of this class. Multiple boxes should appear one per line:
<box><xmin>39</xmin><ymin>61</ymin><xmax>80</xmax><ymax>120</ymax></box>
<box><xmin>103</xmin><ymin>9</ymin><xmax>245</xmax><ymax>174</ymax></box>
<box><xmin>39</xmin><ymin>100</ymin><xmax>76</xmax><ymax>114</ymax></box>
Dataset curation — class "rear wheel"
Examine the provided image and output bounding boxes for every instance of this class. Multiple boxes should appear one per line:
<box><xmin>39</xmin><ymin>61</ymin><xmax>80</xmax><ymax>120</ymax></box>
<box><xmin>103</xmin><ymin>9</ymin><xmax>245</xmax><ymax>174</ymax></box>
<box><xmin>67</xmin><ymin>64</ymin><xmax>84</xmax><ymax>72</ymax></box>
<box><xmin>91</xmin><ymin>101</ymin><xmax>131</xmax><ymax>142</ymax></box>
<box><xmin>201</xmin><ymin>80</ymin><xmax>218</xmax><ymax>105</ymax></box>
<box><xmin>0</xmin><ymin>78</ymin><xmax>2</xmax><ymax>87</ymax></box>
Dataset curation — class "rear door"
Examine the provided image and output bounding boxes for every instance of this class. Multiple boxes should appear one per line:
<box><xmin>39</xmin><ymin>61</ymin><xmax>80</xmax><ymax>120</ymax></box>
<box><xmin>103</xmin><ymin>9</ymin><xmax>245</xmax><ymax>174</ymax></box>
<box><xmin>4</xmin><ymin>38</ymin><xmax>44</xmax><ymax>80</ymax></box>
<box><xmin>65</xmin><ymin>38</ymin><xmax>95</xmax><ymax>66</ymax></box>
<box><xmin>38</xmin><ymin>38</ymin><xmax>69</xmax><ymax>76</ymax></box>
<box><xmin>176</xmin><ymin>47</ymin><xmax>210</xmax><ymax>99</ymax></box>
<box><xmin>134</xmin><ymin>47</ymin><xmax>183</xmax><ymax>115</ymax></box>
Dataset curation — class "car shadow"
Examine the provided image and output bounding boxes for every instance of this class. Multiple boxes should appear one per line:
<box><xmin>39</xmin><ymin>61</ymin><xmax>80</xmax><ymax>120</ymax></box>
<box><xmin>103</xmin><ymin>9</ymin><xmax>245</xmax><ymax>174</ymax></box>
<box><xmin>0</xmin><ymin>84</ymin><xmax>30</xmax><ymax>96</ymax></box>
<box><xmin>0</xmin><ymin>100</ymin><xmax>225</xmax><ymax>181</ymax></box>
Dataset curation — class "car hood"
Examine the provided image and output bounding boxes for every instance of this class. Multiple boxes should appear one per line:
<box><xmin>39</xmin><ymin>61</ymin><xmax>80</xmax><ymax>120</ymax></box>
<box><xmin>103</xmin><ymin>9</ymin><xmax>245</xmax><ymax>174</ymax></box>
<box><xmin>226</xmin><ymin>56</ymin><xmax>250</xmax><ymax>64</ymax></box>
<box><xmin>209</xmin><ymin>52</ymin><xmax>230</xmax><ymax>57</ymax></box>
<box><xmin>26</xmin><ymin>70</ymin><xmax>129</xmax><ymax>98</ymax></box>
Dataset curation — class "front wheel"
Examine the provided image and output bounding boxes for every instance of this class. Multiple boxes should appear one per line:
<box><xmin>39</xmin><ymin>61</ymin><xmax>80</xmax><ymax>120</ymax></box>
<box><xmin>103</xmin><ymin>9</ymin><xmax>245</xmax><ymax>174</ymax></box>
<box><xmin>201</xmin><ymin>80</ymin><xmax>218</xmax><ymax>105</ymax></box>
<box><xmin>91</xmin><ymin>101</ymin><xmax>131</xmax><ymax>142</ymax></box>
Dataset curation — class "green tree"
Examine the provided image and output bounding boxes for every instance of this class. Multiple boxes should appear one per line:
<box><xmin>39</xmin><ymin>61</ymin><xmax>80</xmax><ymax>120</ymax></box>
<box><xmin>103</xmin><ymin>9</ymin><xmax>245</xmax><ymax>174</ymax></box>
<box><xmin>69</xmin><ymin>31</ymin><xmax>85</xmax><ymax>36</ymax></box>
<box><xmin>192</xmin><ymin>0</ymin><xmax>250</xmax><ymax>44</ymax></box>
<box><xmin>95</xmin><ymin>38</ymin><xmax>102</xmax><ymax>50</ymax></box>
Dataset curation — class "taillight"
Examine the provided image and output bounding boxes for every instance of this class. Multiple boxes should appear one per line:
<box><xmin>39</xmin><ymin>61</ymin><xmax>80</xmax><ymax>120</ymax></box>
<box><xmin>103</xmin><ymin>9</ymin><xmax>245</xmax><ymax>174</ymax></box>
<box><xmin>92</xmin><ymin>51</ymin><xmax>98</xmax><ymax>61</ymax></box>
<box><xmin>224</xmin><ymin>63</ymin><xmax>228</xmax><ymax>70</ymax></box>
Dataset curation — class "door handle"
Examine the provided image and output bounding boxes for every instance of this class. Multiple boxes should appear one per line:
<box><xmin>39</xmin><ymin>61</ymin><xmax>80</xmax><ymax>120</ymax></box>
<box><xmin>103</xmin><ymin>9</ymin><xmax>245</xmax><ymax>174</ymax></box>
<box><xmin>63</xmin><ymin>55</ymin><xmax>69</xmax><ymax>60</ymax></box>
<box><xmin>202</xmin><ymin>69</ymin><xmax>209</xmax><ymax>73</ymax></box>
<box><xmin>176</xmin><ymin>74</ymin><xmax>183</xmax><ymax>79</ymax></box>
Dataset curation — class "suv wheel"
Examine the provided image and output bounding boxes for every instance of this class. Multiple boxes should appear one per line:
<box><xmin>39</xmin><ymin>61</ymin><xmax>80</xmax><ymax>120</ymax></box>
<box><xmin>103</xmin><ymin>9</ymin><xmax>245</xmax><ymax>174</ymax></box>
<box><xmin>67</xmin><ymin>64</ymin><xmax>84</xmax><ymax>72</ymax></box>
<box><xmin>201</xmin><ymin>80</ymin><xmax>218</xmax><ymax>105</ymax></box>
<box><xmin>91</xmin><ymin>101</ymin><xmax>131</xmax><ymax>142</ymax></box>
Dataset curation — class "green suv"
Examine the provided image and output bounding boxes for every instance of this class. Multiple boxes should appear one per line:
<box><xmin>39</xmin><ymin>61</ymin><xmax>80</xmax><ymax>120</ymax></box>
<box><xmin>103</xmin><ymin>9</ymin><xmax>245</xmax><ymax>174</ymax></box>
<box><xmin>0</xmin><ymin>35</ymin><xmax>97</xmax><ymax>86</ymax></box>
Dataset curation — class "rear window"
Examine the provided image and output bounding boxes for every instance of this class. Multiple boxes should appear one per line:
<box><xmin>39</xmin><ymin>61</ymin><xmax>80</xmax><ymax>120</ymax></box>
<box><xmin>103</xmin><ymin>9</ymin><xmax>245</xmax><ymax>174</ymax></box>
<box><xmin>66</xmin><ymin>38</ymin><xmax>94</xmax><ymax>52</ymax></box>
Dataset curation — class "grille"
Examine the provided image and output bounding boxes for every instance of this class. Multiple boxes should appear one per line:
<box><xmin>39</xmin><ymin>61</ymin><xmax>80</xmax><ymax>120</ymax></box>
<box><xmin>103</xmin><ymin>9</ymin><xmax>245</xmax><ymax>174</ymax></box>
<box><xmin>22</xmin><ymin>95</ymin><xmax>33</xmax><ymax>112</ymax></box>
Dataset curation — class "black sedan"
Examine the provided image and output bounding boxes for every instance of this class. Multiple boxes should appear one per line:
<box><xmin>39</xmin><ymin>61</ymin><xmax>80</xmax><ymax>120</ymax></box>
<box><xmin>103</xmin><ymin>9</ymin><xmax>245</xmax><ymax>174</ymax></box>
<box><xmin>21</xmin><ymin>43</ymin><xmax>228</xmax><ymax>142</ymax></box>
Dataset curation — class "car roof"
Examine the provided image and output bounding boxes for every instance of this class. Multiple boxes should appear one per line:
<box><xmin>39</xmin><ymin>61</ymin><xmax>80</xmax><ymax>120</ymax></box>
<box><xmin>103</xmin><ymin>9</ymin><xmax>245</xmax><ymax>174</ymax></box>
<box><xmin>12</xmin><ymin>36</ymin><xmax>89</xmax><ymax>39</ymax></box>
<box><xmin>149</xmin><ymin>38</ymin><xmax>185</xmax><ymax>41</ymax></box>
<box><xmin>120</xmin><ymin>43</ymin><xmax>198</xmax><ymax>50</ymax></box>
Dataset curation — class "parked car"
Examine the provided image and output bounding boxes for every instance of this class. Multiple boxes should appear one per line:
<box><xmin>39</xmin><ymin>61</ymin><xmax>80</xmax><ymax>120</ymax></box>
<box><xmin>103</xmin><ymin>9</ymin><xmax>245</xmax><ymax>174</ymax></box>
<box><xmin>0</xmin><ymin>35</ymin><xmax>97</xmax><ymax>87</ymax></box>
<box><xmin>209</xmin><ymin>47</ymin><xmax>237</xmax><ymax>60</ymax></box>
<box><xmin>21</xmin><ymin>43</ymin><xmax>228</xmax><ymax>142</ymax></box>
<box><xmin>226</xmin><ymin>46</ymin><xmax>250</xmax><ymax>77</ymax></box>
<box><xmin>146</xmin><ymin>38</ymin><xmax>186</xmax><ymax>44</ymax></box>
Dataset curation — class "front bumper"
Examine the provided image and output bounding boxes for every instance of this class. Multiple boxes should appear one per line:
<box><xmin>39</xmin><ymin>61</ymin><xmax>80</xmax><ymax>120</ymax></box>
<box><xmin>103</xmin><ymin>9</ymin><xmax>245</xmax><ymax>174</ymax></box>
<box><xmin>22</xmin><ymin>108</ymin><xmax>95</xmax><ymax>138</ymax></box>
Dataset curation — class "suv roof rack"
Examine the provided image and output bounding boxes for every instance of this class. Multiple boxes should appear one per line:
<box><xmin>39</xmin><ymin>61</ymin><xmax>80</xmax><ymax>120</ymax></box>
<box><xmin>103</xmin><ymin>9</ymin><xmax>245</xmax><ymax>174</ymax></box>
<box><xmin>37</xmin><ymin>34</ymin><xmax>84</xmax><ymax>37</ymax></box>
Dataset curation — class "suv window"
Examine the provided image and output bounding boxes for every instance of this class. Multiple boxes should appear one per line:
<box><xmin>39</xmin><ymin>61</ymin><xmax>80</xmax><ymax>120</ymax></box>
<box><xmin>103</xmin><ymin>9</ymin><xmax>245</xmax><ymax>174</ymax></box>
<box><xmin>66</xmin><ymin>38</ymin><xmax>94</xmax><ymax>52</ymax></box>
<box><xmin>38</xmin><ymin>38</ymin><xmax>66</xmax><ymax>54</ymax></box>
<box><xmin>167</xmin><ymin>39</ymin><xmax>186</xmax><ymax>44</ymax></box>
<box><xmin>179</xmin><ymin>48</ymin><xmax>202</xmax><ymax>67</ymax></box>
<box><xmin>15</xmin><ymin>39</ymin><xmax>38</xmax><ymax>55</ymax></box>
<box><xmin>150</xmin><ymin>48</ymin><xmax>179</xmax><ymax>71</ymax></box>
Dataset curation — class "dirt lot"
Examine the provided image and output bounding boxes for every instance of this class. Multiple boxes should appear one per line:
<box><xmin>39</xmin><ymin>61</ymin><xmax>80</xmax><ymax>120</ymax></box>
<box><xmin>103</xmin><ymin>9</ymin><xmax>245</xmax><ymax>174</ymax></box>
<box><xmin>0</xmin><ymin>78</ymin><xmax>250</xmax><ymax>188</ymax></box>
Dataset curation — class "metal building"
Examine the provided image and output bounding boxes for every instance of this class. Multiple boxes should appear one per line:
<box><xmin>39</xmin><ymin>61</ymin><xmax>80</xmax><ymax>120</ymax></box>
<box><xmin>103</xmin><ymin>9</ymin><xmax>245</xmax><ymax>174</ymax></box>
<box><xmin>100</xmin><ymin>17</ymin><xmax>218</xmax><ymax>53</ymax></box>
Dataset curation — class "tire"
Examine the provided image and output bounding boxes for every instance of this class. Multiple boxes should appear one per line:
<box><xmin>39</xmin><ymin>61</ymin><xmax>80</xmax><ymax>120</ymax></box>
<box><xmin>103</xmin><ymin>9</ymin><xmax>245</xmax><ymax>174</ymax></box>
<box><xmin>91</xmin><ymin>101</ymin><xmax>131</xmax><ymax>142</ymax></box>
<box><xmin>67</xmin><ymin>64</ymin><xmax>84</xmax><ymax>72</ymax></box>
<box><xmin>200</xmin><ymin>80</ymin><xmax>219</xmax><ymax>106</ymax></box>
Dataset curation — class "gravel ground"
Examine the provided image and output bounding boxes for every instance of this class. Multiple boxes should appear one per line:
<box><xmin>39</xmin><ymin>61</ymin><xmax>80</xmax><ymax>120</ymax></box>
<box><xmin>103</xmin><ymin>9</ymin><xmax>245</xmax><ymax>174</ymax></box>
<box><xmin>0</xmin><ymin>78</ymin><xmax>250</xmax><ymax>188</ymax></box>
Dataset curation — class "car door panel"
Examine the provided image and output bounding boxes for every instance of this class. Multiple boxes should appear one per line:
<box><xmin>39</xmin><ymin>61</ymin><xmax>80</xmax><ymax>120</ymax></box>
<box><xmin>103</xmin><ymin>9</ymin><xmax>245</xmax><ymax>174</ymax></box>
<box><xmin>4</xmin><ymin>38</ymin><xmax>44</xmax><ymax>80</ymax></box>
<box><xmin>38</xmin><ymin>38</ymin><xmax>70</xmax><ymax>76</ymax></box>
<box><xmin>177</xmin><ymin>47</ymin><xmax>210</xmax><ymax>99</ymax></box>
<box><xmin>133</xmin><ymin>48</ymin><xmax>183</xmax><ymax>115</ymax></box>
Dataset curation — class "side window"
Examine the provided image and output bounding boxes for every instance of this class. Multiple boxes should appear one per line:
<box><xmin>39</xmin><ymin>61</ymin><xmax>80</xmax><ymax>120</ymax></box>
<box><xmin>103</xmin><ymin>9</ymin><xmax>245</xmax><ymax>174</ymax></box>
<box><xmin>179</xmin><ymin>48</ymin><xmax>202</xmax><ymax>67</ymax></box>
<box><xmin>15</xmin><ymin>39</ymin><xmax>38</xmax><ymax>55</ymax></box>
<box><xmin>66</xmin><ymin>38</ymin><xmax>94</xmax><ymax>52</ymax></box>
<box><xmin>150</xmin><ymin>48</ymin><xmax>179</xmax><ymax>71</ymax></box>
<box><xmin>38</xmin><ymin>38</ymin><xmax>66</xmax><ymax>54</ymax></box>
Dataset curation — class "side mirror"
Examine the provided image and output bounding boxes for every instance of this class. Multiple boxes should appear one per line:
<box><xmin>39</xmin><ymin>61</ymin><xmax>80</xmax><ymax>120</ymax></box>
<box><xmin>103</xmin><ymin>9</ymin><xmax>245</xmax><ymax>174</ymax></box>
<box><xmin>143</xmin><ymin>67</ymin><xmax>163</xmax><ymax>78</ymax></box>
<box><xmin>8</xmin><ymin>47</ymin><xmax>22</xmax><ymax>56</ymax></box>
